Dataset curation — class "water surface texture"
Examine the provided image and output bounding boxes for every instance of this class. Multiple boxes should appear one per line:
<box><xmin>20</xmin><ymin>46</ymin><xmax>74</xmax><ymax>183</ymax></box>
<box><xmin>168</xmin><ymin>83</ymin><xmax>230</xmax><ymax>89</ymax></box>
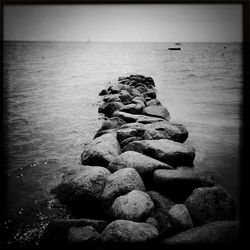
<box><xmin>3</xmin><ymin>41</ymin><xmax>242</xmax><ymax>225</ymax></box>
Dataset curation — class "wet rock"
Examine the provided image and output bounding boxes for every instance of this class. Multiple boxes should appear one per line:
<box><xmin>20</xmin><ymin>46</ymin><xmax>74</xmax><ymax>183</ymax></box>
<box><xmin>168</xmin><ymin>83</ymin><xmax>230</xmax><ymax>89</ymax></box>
<box><xmin>123</xmin><ymin>139</ymin><xmax>195</xmax><ymax>167</ymax></box>
<box><xmin>168</xmin><ymin>204</ymin><xmax>193</xmax><ymax>231</ymax></box>
<box><xmin>67</xmin><ymin>226</ymin><xmax>100</xmax><ymax>244</ymax></box>
<box><xmin>81</xmin><ymin>133</ymin><xmax>121</xmax><ymax>167</ymax></box>
<box><xmin>184</xmin><ymin>186</ymin><xmax>236</xmax><ymax>226</ymax></box>
<box><xmin>41</xmin><ymin>218</ymin><xmax>108</xmax><ymax>246</ymax></box>
<box><xmin>143</xmin><ymin>90</ymin><xmax>157</xmax><ymax>100</ymax></box>
<box><xmin>110</xmin><ymin>190</ymin><xmax>154</xmax><ymax>221</ymax></box>
<box><xmin>102</xmin><ymin>168</ymin><xmax>145</xmax><ymax>205</ymax></box>
<box><xmin>99</xmin><ymin>89</ymin><xmax>108</xmax><ymax>96</ymax></box>
<box><xmin>143</xmin><ymin>106</ymin><xmax>170</xmax><ymax>120</ymax></box>
<box><xmin>161</xmin><ymin>221</ymin><xmax>239</xmax><ymax>244</ymax></box>
<box><xmin>98</xmin><ymin>101</ymin><xmax>124</xmax><ymax>117</ymax></box>
<box><xmin>108</xmin><ymin>151</ymin><xmax>173</xmax><ymax>180</ymax></box>
<box><xmin>51</xmin><ymin>166</ymin><xmax>111</xmax><ymax>217</ymax></box>
<box><xmin>120</xmin><ymin>103</ymin><xmax>144</xmax><ymax>114</ymax></box>
<box><xmin>153</xmin><ymin>168</ymin><xmax>214</xmax><ymax>201</ymax></box>
<box><xmin>147</xmin><ymin>191</ymin><xmax>175</xmax><ymax>236</ymax></box>
<box><xmin>101</xmin><ymin>220</ymin><xmax>159</xmax><ymax>243</ymax></box>
<box><xmin>147</xmin><ymin>99</ymin><xmax>162</xmax><ymax>106</ymax></box>
<box><xmin>144</xmin><ymin>77</ymin><xmax>155</xmax><ymax>87</ymax></box>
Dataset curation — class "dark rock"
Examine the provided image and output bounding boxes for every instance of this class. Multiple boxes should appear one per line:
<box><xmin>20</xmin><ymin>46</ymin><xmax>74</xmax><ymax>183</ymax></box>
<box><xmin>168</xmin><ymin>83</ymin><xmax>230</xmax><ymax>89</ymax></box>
<box><xmin>99</xmin><ymin>89</ymin><xmax>108</xmax><ymax>96</ymax></box>
<box><xmin>184</xmin><ymin>186</ymin><xmax>236</xmax><ymax>226</ymax></box>
<box><xmin>102</xmin><ymin>168</ymin><xmax>145</xmax><ymax>205</ymax></box>
<box><xmin>129</xmin><ymin>76</ymin><xmax>145</xmax><ymax>83</ymax></box>
<box><xmin>143</xmin><ymin>106</ymin><xmax>170</xmax><ymax>120</ymax></box>
<box><xmin>145</xmin><ymin>217</ymin><xmax>160</xmax><ymax>231</ymax></box>
<box><xmin>81</xmin><ymin>133</ymin><xmax>121</xmax><ymax>166</ymax></box>
<box><xmin>129</xmin><ymin>88</ymin><xmax>143</xmax><ymax>97</ymax></box>
<box><xmin>98</xmin><ymin>117</ymin><xmax>126</xmax><ymax>131</ymax></box>
<box><xmin>161</xmin><ymin>220</ymin><xmax>239</xmax><ymax>245</ymax></box>
<box><xmin>103</xmin><ymin>94</ymin><xmax>121</xmax><ymax>103</ymax></box>
<box><xmin>143</xmin><ymin>90</ymin><xmax>157</xmax><ymax>100</ymax></box>
<box><xmin>110</xmin><ymin>190</ymin><xmax>154</xmax><ymax>221</ymax></box>
<box><xmin>168</xmin><ymin>204</ymin><xmax>193</xmax><ymax>231</ymax></box>
<box><xmin>117</xmin><ymin>125</ymin><xmax>146</xmax><ymax>143</ymax></box>
<box><xmin>130</xmin><ymin>74</ymin><xmax>145</xmax><ymax>79</ymax></box>
<box><xmin>41</xmin><ymin>218</ymin><xmax>108</xmax><ymax>246</ymax></box>
<box><xmin>119</xmin><ymin>90</ymin><xmax>134</xmax><ymax>103</ymax></box>
<box><xmin>67</xmin><ymin>226</ymin><xmax>100</xmax><ymax>244</ymax></box>
<box><xmin>101</xmin><ymin>220</ymin><xmax>159</xmax><ymax>243</ymax></box>
<box><xmin>144</xmin><ymin>77</ymin><xmax>155</xmax><ymax>87</ymax></box>
<box><xmin>93</xmin><ymin>129</ymin><xmax>117</xmax><ymax>139</ymax></box>
<box><xmin>120</xmin><ymin>137</ymin><xmax>142</xmax><ymax>148</ymax></box>
<box><xmin>147</xmin><ymin>99</ymin><xmax>162</xmax><ymax>106</ymax></box>
<box><xmin>147</xmin><ymin>191</ymin><xmax>175</xmax><ymax>236</ymax></box>
<box><xmin>108</xmin><ymin>151</ymin><xmax>173</xmax><ymax>180</ymax></box>
<box><xmin>153</xmin><ymin>168</ymin><xmax>214</xmax><ymax>201</ymax></box>
<box><xmin>120</xmin><ymin>103</ymin><xmax>144</xmax><ymax>114</ymax></box>
<box><xmin>51</xmin><ymin>166</ymin><xmax>111</xmax><ymax>217</ymax></box>
<box><xmin>123</xmin><ymin>139</ymin><xmax>195</xmax><ymax>167</ymax></box>
<box><xmin>98</xmin><ymin>101</ymin><xmax>124</xmax><ymax>117</ymax></box>
<box><xmin>136</xmin><ymin>85</ymin><xmax>149</xmax><ymax>94</ymax></box>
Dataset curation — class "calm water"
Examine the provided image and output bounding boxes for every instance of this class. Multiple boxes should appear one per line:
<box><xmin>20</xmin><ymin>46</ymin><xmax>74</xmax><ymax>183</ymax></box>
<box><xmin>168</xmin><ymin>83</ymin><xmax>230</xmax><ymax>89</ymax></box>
<box><xmin>2</xmin><ymin>41</ymin><xmax>242</xmax><ymax>229</ymax></box>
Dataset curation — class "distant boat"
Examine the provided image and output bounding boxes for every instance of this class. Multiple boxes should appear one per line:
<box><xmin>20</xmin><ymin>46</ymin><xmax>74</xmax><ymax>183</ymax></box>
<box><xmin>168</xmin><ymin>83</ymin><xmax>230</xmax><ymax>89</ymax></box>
<box><xmin>168</xmin><ymin>47</ymin><xmax>181</xmax><ymax>50</ymax></box>
<box><xmin>175</xmin><ymin>42</ymin><xmax>182</xmax><ymax>45</ymax></box>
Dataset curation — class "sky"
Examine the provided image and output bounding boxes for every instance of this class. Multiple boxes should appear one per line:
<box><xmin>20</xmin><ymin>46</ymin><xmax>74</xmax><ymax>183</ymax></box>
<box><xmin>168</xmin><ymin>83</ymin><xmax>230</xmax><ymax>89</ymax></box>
<box><xmin>3</xmin><ymin>4</ymin><xmax>243</xmax><ymax>42</ymax></box>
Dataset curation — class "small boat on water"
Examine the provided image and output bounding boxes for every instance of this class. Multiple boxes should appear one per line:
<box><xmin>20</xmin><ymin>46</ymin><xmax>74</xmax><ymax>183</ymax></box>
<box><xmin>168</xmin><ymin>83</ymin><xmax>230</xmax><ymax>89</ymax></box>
<box><xmin>168</xmin><ymin>47</ymin><xmax>181</xmax><ymax>50</ymax></box>
<box><xmin>175</xmin><ymin>42</ymin><xmax>182</xmax><ymax>45</ymax></box>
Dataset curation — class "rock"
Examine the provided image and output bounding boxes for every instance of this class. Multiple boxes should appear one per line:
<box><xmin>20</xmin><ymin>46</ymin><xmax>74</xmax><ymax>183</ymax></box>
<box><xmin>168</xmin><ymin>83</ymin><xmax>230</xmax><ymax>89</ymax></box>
<box><xmin>143</xmin><ymin>106</ymin><xmax>170</xmax><ymax>120</ymax></box>
<box><xmin>118</xmin><ymin>76</ymin><xmax>129</xmax><ymax>81</ymax></box>
<box><xmin>101</xmin><ymin>220</ymin><xmax>159</xmax><ymax>243</ymax></box>
<box><xmin>119</xmin><ymin>89</ymin><xmax>133</xmax><ymax>103</ymax></box>
<box><xmin>120</xmin><ymin>137</ymin><xmax>142</xmax><ymax>148</ymax></box>
<box><xmin>93</xmin><ymin>129</ymin><xmax>117</xmax><ymax>139</ymax></box>
<box><xmin>136</xmin><ymin>85</ymin><xmax>149</xmax><ymax>94</ymax></box>
<box><xmin>130</xmin><ymin>88</ymin><xmax>143</xmax><ymax>97</ymax></box>
<box><xmin>108</xmin><ymin>151</ymin><xmax>173</xmax><ymax>180</ymax></box>
<box><xmin>147</xmin><ymin>99</ymin><xmax>162</xmax><ymax>106</ymax></box>
<box><xmin>98</xmin><ymin>101</ymin><xmax>124</xmax><ymax>117</ymax></box>
<box><xmin>67</xmin><ymin>226</ymin><xmax>100</xmax><ymax>244</ymax></box>
<box><xmin>113</xmin><ymin>111</ymin><xmax>139</xmax><ymax>123</ymax></box>
<box><xmin>117</xmin><ymin>125</ymin><xmax>146</xmax><ymax>143</ymax></box>
<box><xmin>81</xmin><ymin>133</ymin><xmax>121</xmax><ymax>167</ymax></box>
<box><xmin>136</xmin><ymin>116</ymin><xmax>164</xmax><ymax>124</ymax></box>
<box><xmin>168</xmin><ymin>204</ymin><xmax>193</xmax><ymax>231</ymax></box>
<box><xmin>161</xmin><ymin>221</ymin><xmax>239</xmax><ymax>244</ymax></box>
<box><xmin>184</xmin><ymin>186</ymin><xmax>236</xmax><ymax>226</ymax></box>
<box><xmin>102</xmin><ymin>168</ymin><xmax>145</xmax><ymax>205</ymax></box>
<box><xmin>129</xmin><ymin>76</ymin><xmax>145</xmax><ymax>83</ymax></box>
<box><xmin>130</xmin><ymin>74</ymin><xmax>145</xmax><ymax>79</ymax></box>
<box><xmin>132</xmin><ymin>96</ymin><xmax>147</xmax><ymax>105</ymax></box>
<box><xmin>99</xmin><ymin>89</ymin><xmax>108</xmax><ymax>96</ymax></box>
<box><xmin>110</xmin><ymin>190</ymin><xmax>154</xmax><ymax>221</ymax></box>
<box><xmin>103</xmin><ymin>94</ymin><xmax>121</xmax><ymax>103</ymax></box>
<box><xmin>123</xmin><ymin>139</ymin><xmax>195</xmax><ymax>167</ymax></box>
<box><xmin>41</xmin><ymin>218</ymin><xmax>108</xmax><ymax>246</ymax></box>
<box><xmin>153</xmin><ymin>169</ymin><xmax>214</xmax><ymax>201</ymax></box>
<box><xmin>143</xmin><ymin>90</ymin><xmax>157</xmax><ymax>100</ymax></box>
<box><xmin>144</xmin><ymin>77</ymin><xmax>155</xmax><ymax>87</ymax></box>
<box><xmin>120</xmin><ymin>103</ymin><xmax>144</xmax><ymax>114</ymax></box>
<box><xmin>98</xmin><ymin>117</ymin><xmax>126</xmax><ymax>131</ymax></box>
<box><xmin>147</xmin><ymin>191</ymin><xmax>175</xmax><ymax>236</ymax></box>
<box><xmin>144</xmin><ymin>121</ymin><xmax>188</xmax><ymax>142</ymax></box>
<box><xmin>51</xmin><ymin>166</ymin><xmax>111</xmax><ymax>217</ymax></box>
<box><xmin>131</xmin><ymin>98</ymin><xmax>146</xmax><ymax>108</ymax></box>
<box><xmin>145</xmin><ymin>217</ymin><xmax>160</xmax><ymax>231</ymax></box>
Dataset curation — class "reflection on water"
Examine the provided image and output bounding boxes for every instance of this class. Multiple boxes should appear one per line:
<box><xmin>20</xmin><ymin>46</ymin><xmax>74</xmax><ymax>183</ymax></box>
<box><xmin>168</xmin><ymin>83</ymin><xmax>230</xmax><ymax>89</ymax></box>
<box><xmin>3</xmin><ymin>41</ymin><xmax>242</xmax><ymax>230</ymax></box>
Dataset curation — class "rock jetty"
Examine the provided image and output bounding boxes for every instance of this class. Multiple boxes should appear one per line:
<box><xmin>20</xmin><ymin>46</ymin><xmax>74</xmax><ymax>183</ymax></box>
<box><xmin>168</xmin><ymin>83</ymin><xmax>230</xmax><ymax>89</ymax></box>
<box><xmin>41</xmin><ymin>74</ymin><xmax>239</xmax><ymax>247</ymax></box>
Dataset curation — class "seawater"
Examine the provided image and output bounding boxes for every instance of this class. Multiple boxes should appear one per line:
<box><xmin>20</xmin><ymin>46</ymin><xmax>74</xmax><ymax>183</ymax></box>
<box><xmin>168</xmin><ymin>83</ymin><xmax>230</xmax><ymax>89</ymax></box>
<box><xmin>2</xmin><ymin>41</ymin><xmax>242</xmax><ymax>227</ymax></box>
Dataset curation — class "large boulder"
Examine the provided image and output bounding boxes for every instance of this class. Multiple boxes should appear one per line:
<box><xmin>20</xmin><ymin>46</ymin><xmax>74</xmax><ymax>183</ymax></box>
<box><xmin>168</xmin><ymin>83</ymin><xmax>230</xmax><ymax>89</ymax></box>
<box><xmin>161</xmin><ymin>221</ymin><xmax>239</xmax><ymax>245</ymax></box>
<box><xmin>101</xmin><ymin>220</ymin><xmax>159</xmax><ymax>243</ymax></box>
<box><xmin>147</xmin><ymin>191</ymin><xmax>176</xmax><ymax>236</ymax></box>
<box><xmin>51</xmin><ymin>166</ymin><xmax>111</xmax><ymax>217</ymax></box>
<box><xmin>110</xmin><ymin>190</ymin><xmax>154</xmax><ymax>221</ymax></box>
<box><xmin>41</xmin><ymin>218</ymin><xmax>108</xmax><ymax>246</ymax></box>
<box><xmin>81</xmin><ymin>133</ymin><xmax>121</xmax><ymax>167</ymax></box>
<box><xmin>143</xmin><ymin>106</ymin><xmax>170</xmax><ymax>120</ymax></box>
<box><xmin>123</xmin><ymin>139</ymin><xmax>195</xmax><ymax>168</ymax></box>
<box><xmin>184</xmin><ymin>186</ymin><xmax>236</xmax><ymax>226</ymax></box>
<box><xmin>168</xmin><ymin>204</ymin><xmax>193</xmax><ymax>231</ymax></box>
<box><xmin>108</xmin><ymin>151</ymin><xmax>173</xmax><ymax>180</ymax></box>
<box><xmin>101</xmin><ymin>168</ymin><xmax>145</xmax><ymax>205</ymax></box>
<box><xmin>153</xmin><ymin>168</ymin><xmax>214</xmax><ymax>201</ymax></box>
<box><xmin>98</xmin><ymin>101</ymin><xmax>124</xmax><ymax>117</ymax></box>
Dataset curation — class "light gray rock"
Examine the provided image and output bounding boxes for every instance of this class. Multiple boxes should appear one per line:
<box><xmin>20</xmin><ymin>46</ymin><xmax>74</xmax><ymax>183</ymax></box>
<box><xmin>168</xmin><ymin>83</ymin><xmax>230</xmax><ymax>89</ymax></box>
<box><xmin>123</xmin><ymin>139</ymin><xmax>195</xmax><ymax>167</ymax></box>
<box><xmin>168</xmin><ymin>204</ymin><xmax>193</xmax><ymax>231</ymax></box>
<box><xmin>108</xmin><ymin>151</ymin><xmax>173</xmax><ymax>179</ymax></box>
<box><xmin>146</xmin><ymin>99</ymin><xmax>162</xmax><ymax>106</ymax></box>
<box><xmin>120</xmin><ymin>103</ymin><xmax>144</xmax><ymax>114</ymax></box>
<box><xmin>184</xmin><ymin>186</ymin><xmax>236</xmax><ymax>226</ymax></box>
<box><xmin>161</xmin><ymin>221</ymin><xmax>239</xmax><ymax>244</ymax></box>
<box><xmin>110</xmin><ymin>190</ymin><xmax>154</xmax><ymax>221</ymax></box>
<box><xmin>143</xmin><ymin>106</ymin><xmax>170</xmax><ymax>120</ymax></box>
<box><xmin>67</xmin><ymin>226</ymin><xmax>100</xmax><ymax>244</ymax></box>
<box><xmin>81</xmin><ymin>133</ymin><xmax>121</xmax><ymax>167</ymax></box>
<box><xmin>102</xmin><ymin>168</ymin><xmax>145</xmax><ymax>204</ymax></box>
<box><xmin>97</xmin><ymin>117</ymin><xmax>126</xmax><ymax>131</ymax></box>
<box><xmin>101</xmin><ymin>220</ymin><xmax>159</xmax><ymax>243</ymax></box>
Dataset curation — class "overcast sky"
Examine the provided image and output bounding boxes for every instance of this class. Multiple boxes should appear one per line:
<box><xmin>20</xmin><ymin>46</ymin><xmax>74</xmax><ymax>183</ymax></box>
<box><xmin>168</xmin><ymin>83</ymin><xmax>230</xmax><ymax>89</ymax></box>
<box><xmin>3</xmin><ymin>4</ymin><xmax>242</xmax><ymax>42</ymax></box>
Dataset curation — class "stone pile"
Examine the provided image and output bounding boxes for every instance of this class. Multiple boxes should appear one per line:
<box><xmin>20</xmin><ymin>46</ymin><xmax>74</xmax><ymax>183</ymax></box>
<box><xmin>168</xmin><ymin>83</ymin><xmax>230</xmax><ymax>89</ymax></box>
<box><xmin>41</xmin><ymin>75</ymin><xmax>239</xmax><ymax>247</ymax></box>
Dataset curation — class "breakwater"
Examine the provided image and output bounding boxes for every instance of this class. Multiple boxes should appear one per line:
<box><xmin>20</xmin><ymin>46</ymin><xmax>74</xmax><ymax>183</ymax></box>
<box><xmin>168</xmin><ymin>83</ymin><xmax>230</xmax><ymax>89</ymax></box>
<box><xmin>41</xmin><ymin>74</ymin><xmax>239</xmax><ymax>247</ymax></box>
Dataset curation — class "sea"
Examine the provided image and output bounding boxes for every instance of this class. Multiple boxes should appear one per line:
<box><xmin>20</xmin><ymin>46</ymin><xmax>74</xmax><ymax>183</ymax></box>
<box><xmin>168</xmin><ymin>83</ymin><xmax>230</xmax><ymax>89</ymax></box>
<box><xmin>2</xmin><ymin>41</ymin><xmax>242</xmax><ymax>244</ymax></box>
